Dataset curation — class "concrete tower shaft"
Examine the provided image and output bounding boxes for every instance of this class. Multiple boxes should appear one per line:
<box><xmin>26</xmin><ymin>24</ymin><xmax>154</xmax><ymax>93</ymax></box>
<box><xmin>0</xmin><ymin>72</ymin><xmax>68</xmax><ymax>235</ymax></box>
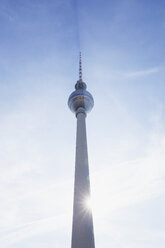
<box><xmin>71</xmin><ymin>111</ymin><xmax>95</xmax><ymax>248</ymax></box>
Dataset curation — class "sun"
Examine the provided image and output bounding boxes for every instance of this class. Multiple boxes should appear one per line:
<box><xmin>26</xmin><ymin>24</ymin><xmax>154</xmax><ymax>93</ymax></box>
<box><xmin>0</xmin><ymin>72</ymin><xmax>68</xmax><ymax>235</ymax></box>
<box><xmin>84</xmin><ymin>195</ymin><xmax>92</xmax><ymax>212</ymax></box>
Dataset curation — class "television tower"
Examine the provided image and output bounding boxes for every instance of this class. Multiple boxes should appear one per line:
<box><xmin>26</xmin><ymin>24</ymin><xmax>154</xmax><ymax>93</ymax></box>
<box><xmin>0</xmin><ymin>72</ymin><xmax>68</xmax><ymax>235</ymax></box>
<box><xmin>68</xmin><ymin>53</ymin><xmax>95</xmax><ymax>248</ymax></box>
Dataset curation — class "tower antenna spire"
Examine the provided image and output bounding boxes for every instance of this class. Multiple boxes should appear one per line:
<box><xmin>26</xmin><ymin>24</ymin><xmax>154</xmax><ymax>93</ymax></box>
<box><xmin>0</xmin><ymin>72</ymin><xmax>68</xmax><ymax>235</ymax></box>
<box><xmin>79</xmin><ymin>52</ymin><xmax>82</xmax><ymax>80</ymax></box>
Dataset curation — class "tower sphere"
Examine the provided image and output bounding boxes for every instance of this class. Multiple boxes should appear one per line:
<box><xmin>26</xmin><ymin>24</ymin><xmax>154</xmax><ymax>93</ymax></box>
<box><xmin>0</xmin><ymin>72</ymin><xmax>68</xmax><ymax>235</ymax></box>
<box><xmin>68</xmin><ymin>80</ymin><xmax>94</xmax><ymax>114</ymax></box>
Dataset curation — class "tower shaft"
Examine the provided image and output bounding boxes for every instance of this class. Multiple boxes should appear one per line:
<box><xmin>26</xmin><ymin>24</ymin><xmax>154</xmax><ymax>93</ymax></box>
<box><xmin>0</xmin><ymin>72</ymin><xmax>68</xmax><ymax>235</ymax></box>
<box><xmin>71</xmin><ymin>111</ymin><xmax>95</xmax><ymax>248</ymax></box>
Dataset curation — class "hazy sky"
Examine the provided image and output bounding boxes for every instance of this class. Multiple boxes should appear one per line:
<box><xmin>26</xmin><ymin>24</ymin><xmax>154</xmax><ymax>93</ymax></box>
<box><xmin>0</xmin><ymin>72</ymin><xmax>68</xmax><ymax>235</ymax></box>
<box><xmin>0</xmin><ymin>0</ymin><xmax>165</xmax><ymax>247</ymax></box>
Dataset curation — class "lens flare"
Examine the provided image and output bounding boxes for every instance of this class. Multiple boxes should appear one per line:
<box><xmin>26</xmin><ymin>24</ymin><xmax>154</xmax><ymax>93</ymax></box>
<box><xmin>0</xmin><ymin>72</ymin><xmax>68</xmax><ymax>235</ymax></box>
<box><xmin>84</xmin><ymin>196</ymin><xmax>92</xmax><ymax>211</ymax></box>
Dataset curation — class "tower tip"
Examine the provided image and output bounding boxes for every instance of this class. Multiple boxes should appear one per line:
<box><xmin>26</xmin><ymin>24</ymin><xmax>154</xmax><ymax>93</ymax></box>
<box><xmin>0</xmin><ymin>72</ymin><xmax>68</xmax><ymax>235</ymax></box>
<box><xmin>79</xmin><ymin>52</ymin><xmax>82</xmax><ymax>81</ymax></box>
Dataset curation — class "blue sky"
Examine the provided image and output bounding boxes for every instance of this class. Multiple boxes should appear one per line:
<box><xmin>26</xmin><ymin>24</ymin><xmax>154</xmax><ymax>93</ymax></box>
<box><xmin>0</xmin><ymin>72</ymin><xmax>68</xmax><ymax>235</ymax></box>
<box><xmin>0</xmin><ymin>0</ymin><xmax>165</xmax><ymax>247</ymax></box>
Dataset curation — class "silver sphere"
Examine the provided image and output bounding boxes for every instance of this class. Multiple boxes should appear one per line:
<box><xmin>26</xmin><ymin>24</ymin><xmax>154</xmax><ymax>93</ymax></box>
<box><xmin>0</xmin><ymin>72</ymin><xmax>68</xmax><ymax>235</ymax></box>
<box><xmin>68</xmin><ymin>88</ymin><xmax>94</xmax><ymax>114</ymax></box>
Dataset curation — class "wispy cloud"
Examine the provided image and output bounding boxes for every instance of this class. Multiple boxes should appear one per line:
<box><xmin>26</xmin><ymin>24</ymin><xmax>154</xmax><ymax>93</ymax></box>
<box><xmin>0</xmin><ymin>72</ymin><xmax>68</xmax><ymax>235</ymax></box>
<box><xmin>92</xmin><ymin>153</ymin><xmax>165</xmax><ymax>216</ymax></box>
<box><xmin>0</xmin><ymin>178</ymin><xmax>72</xmax><ymax>247</ymax></box>
<box><xmin>90</xmin><ymin>127</ymin><xmax>165</xmax><ymax>248</ymax></box>
<box><xmin>0</xmin><ymin>214</ymin><xmax>70</xmax><ymax>247</ymax></box>
<box><xmin>88</xmin><ymin>65</ymin><xmax>162</xmax><ymax>82</ymax></box>
<box><xmin>90</xmin><ymin>118</ymin><xmax>165</xmax><ymax>220</ymax></box>
<box><xmin>124</xmin><ymin>67</ymin><xmax>161</xmax><ymax>78</ymax></box>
